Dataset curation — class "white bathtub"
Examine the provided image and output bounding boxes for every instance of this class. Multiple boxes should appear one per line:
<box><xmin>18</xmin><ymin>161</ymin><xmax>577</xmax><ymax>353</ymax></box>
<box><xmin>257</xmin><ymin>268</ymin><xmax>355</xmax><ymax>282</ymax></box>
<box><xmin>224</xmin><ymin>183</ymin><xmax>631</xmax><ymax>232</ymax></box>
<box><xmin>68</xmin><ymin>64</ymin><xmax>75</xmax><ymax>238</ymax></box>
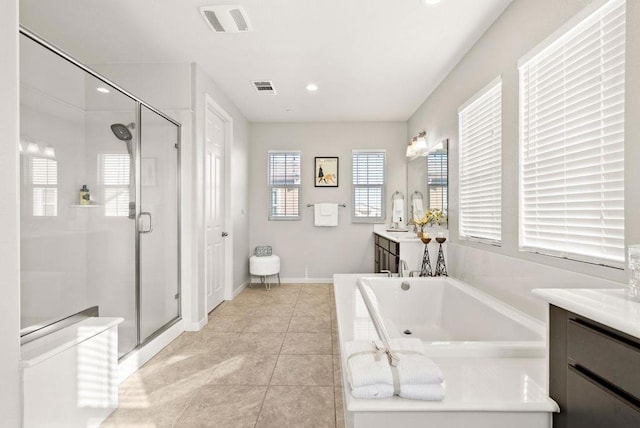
<box><xmin>334</xmin><ymin>274</ymin><xmax>557</xmax><ymax>428</ymax></box>
<box><xmin>357</xmin><ymin>276</ymin><xmax>545</xmax><ymax>358</ymax></box>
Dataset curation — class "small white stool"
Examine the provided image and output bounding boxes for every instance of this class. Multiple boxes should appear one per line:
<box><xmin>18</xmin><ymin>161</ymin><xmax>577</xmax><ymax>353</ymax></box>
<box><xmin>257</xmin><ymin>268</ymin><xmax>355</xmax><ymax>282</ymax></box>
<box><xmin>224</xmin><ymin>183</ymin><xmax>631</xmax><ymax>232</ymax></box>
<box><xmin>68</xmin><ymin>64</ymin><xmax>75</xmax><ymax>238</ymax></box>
<box><xmin>249</xmin><ymin>255</ymin><xmax>281</xmax><ymax>290</ymax></box>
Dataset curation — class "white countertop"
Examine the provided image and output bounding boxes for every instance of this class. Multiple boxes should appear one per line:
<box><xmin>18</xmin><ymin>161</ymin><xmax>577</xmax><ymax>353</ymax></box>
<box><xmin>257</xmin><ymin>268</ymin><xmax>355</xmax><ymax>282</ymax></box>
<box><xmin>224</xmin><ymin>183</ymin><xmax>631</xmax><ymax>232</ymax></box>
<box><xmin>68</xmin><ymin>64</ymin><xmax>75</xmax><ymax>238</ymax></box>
<box><xmin>373</xmin><ymin>225</ymin><xmax>449</xmax><ymax>243</ymax></box>
<box><xmin>374</xmin><ymin>229</ymin><xmax>421</xmax><ymax>243</ymax></box>
<box><xmin>532</xmin><ymin>288</ymin><xmax>640</xmax><ymax>339</ymax></box>
<box><xmin>21</xmin><ymin>317</ymin><xmax>123</xmax><ymax>368</ymax></box>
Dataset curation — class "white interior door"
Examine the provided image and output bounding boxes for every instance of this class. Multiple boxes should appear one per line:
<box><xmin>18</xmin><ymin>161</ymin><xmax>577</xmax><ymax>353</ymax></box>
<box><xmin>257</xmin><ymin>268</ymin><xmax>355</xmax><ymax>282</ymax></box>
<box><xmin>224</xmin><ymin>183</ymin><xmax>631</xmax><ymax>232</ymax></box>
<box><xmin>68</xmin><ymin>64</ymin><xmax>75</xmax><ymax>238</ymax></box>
<box><xmin>205</xmin><ymin>106</ymin><xmax>225</xmax><ymax>313</ymax></box>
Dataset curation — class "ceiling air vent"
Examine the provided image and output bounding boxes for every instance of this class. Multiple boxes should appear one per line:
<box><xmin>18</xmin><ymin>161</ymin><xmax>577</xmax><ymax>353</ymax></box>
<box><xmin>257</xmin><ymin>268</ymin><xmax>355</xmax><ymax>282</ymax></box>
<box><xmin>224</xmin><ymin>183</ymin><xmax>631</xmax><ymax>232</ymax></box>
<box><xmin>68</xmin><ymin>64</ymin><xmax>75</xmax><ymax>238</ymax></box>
<box><xmin>252</xmin><ymin>81</ymin><xmax>277</xmax><ymax>94</ymax></box>
<box><xmin>200</xmin><ymin>6</ymin><xmax>252</xmax><ymax>33</ymax></box>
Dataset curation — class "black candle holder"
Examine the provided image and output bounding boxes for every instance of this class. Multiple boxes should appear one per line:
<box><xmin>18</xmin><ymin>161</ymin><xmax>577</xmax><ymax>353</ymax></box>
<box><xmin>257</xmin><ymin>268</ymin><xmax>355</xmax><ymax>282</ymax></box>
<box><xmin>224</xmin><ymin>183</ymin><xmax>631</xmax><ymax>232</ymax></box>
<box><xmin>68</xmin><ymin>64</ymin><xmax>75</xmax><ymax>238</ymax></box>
<box><xmin>420</xmin><ymin>237</ymin><xmax>433</xmax><ymax>277</ymax></box>
<box><xmin>435</xmin><ymin>237</ymin><xmax>448</xmax><ymax>276</ymax></box>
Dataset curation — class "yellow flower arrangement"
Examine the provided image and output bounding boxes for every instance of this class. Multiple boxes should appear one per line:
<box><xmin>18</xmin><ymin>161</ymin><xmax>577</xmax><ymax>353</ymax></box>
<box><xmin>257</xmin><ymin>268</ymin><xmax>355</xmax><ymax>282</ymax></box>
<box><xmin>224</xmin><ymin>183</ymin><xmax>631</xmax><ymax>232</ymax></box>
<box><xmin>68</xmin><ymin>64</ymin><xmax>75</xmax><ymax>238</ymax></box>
<box><xmin>426</xmin><ymin>208</ymin><xmax>444</xmax><ymax>226</ymax></box>
<box><xmin>412</xmin><ymin>209</ymin><xmax>446</xmax><ymax>236</ymax></box>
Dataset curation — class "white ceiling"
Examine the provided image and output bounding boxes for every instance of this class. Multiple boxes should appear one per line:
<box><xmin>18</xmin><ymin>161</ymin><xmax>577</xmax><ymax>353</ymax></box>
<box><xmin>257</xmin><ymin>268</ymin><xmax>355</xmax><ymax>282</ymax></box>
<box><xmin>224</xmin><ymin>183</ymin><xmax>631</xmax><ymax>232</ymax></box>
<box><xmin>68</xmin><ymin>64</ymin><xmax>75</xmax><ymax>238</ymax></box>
<box><xmin>20</xmin><ymin>0</ymin><xmax>512</xmax><ymax>122</ymax></box>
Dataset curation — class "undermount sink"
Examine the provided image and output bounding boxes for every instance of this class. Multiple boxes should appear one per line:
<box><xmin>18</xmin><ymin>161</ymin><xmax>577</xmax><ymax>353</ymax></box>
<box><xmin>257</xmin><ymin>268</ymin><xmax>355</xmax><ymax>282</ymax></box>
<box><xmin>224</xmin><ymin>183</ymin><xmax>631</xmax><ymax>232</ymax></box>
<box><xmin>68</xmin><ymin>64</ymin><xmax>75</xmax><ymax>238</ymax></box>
<box><xmin>385</xmin><ymin>231</ymin><xmax>417</xmax><ymax>240</ymax></box>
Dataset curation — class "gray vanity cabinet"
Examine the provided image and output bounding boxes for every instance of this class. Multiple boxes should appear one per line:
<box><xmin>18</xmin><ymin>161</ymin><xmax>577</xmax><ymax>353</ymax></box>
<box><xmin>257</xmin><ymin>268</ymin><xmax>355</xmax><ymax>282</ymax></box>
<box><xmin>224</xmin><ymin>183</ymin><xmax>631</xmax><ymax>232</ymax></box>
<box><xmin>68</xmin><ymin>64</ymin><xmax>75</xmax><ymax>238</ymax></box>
<box><xmin>374</xmin><ymin>234</ymin><xmax>399</xmax><ymax>274</ymax></box>
<box><xmin>550</xmin><ymin>305</ymin><xmax>640</xmax><ymax>428</ymax></box>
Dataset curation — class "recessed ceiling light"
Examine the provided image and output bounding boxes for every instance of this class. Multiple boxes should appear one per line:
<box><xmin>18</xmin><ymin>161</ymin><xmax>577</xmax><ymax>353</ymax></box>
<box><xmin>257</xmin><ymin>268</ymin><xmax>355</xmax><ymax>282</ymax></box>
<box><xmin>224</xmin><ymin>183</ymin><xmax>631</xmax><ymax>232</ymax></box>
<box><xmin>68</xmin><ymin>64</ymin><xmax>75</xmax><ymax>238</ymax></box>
<box><xmin>306</xmin><ymin>83</ymin><xmax>319</xmax><ymax>92</ymax></box>
<box><xmin>96</xmin><ymin>87</ymin><xmax>110</xmax><ymax>94</ymax></box>
<box><xmin>423</xmin><ymin>0</ymin><xmax>442</xmax><ymax>5</ymax></box>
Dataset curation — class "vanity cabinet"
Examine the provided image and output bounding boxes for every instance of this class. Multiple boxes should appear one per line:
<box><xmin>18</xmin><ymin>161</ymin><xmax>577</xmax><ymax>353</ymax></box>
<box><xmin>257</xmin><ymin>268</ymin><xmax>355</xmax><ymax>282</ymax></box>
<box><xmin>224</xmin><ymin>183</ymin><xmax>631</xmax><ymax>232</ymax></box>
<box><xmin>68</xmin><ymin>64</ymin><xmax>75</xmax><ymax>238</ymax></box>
<box><xmin>374</xmin><ymin>234</ymin><xmax>399</xmax><ymax>274</ymax></box>
<box><xmin>550</xmin><ymin>305</ymin><xmax>640</xmax><ymax>428</ymax></box>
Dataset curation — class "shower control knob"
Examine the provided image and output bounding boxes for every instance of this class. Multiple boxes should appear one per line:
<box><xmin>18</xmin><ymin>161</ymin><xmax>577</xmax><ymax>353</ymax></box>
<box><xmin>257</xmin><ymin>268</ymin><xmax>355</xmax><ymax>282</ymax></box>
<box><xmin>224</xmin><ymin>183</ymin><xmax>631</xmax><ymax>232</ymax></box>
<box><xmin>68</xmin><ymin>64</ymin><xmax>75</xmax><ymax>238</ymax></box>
<box><xmin>221</xmin><ymin>232</ymin><xmax>229</xmax><ymax>237</ymax></box>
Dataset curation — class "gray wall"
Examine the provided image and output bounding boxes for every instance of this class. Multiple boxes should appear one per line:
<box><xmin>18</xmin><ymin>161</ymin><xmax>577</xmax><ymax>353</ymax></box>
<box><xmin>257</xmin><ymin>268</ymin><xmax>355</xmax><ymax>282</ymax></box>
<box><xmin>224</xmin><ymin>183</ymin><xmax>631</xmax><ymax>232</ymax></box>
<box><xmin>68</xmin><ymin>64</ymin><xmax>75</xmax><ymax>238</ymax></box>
<box><xmin>0</xmin><ymin>0</ymin><xmax>22</xmax><ymax>425</ymax></box>
<box><xmin>408</xmin><ymin>0</ymin><xmax>640</xmax><ymax>310</ymax></box>
<box><xmin>249</xmin><ymin>122</ymin><xmax>406</xmax><ymax>280</ymax></box>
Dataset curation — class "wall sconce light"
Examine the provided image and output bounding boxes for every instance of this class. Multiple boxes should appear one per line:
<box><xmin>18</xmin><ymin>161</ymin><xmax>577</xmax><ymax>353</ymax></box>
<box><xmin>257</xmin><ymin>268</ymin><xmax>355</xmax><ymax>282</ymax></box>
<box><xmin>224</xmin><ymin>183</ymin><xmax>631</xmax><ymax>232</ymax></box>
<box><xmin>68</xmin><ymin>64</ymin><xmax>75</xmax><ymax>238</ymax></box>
<box><xmin>406</xmin><ymin>136</ymin><xmax>418</xmax><ymax>157</ymax></box>
<box><xmin>406</xmin><ymin>131</ymin><xmax>429</xmax><ymax>158</ymax></box>
<box><xmin>26</xmin><ymin>141</ymin><xmax>40</xmax><ymax>155</ymax></box>
<box><xmin>43</xmin><ymin>145</ymin><xmax>56</xmax><ymax>159</ymax></box>
<box><xmin>20</xmin><ymin>137</ymin><xmax>56</xmax><ymax>159</ymax></box>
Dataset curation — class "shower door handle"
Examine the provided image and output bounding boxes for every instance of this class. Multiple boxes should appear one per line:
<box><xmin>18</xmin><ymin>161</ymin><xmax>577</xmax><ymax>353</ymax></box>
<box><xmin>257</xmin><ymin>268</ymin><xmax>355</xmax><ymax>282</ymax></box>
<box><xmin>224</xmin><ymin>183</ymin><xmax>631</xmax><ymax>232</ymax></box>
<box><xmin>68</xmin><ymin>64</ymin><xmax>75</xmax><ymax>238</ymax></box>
<box><xmin>139</xmin><ymin>212</ymin><xmax>153</xmax><ymax>234</ymax></box>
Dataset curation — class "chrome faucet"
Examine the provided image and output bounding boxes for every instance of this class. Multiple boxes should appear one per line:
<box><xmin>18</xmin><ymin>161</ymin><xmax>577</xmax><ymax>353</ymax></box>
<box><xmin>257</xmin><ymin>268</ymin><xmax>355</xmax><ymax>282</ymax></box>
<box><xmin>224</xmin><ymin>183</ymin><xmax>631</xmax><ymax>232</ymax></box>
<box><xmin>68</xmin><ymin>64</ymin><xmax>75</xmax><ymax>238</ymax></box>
<box><xmin>399</xmin><ymin>260</ymin><xmax>408</xmax><ymax>277</ymax></box>
<box><xmin>381</xmin><ymin>260</ymin><xmax>410</xmax><ymax>278</ymax></box>
<box><xmin>399</xmin><ymin>259</ymin><xmax>422</xmax><ymax>277</ymax></box>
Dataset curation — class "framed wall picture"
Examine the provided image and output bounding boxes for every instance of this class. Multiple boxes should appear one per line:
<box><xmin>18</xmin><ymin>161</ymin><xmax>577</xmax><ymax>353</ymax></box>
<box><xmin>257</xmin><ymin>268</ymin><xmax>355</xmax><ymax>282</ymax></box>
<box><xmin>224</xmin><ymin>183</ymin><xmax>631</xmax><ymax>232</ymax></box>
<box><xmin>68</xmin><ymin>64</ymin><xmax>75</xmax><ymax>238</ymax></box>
<box><xmin>314</xmin><ymin>157</ymin><xmax>339</xmax><ymax>187</ymax></box>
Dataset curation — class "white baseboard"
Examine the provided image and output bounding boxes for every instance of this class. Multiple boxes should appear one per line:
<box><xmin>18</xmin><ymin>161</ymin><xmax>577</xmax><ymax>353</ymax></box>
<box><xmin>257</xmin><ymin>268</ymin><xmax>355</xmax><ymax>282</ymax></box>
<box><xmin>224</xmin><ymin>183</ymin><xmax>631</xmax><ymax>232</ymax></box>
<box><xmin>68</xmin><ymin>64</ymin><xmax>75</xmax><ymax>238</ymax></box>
<box><xmin>284</xmin><ymin>277</ymin><xmax>333</xmax><ymax>284</ymax></box>
<box><xmin>118</xmin><ymin>320</ymin><xmax>184</xmax><ymax>383</ymax></box>
<box><xmin>184</xmin><ymin>316</ymin><xmax>207</xmax><ymax>332</ymax></box>
<box><xmin>249</xmin><ymin>277</ymin><xmax>333</xmax><ymax>284</ymax></box>
<box><xmin>233</xmin><ymin>280</ymin><xmax>250</xmax><ymax>298</ymax></box>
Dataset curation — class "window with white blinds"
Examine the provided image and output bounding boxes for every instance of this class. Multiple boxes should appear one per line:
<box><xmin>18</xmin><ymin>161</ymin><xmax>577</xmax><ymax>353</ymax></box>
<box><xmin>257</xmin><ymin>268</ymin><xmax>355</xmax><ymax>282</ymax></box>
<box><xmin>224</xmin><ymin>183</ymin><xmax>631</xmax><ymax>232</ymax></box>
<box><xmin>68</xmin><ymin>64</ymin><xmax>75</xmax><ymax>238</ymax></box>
<box><xmin>102</xmin><ymin>154</ymin><xmax>130</xmax><ymax>217</ymax></box>
<box><xmin>352</xmin><ymin>150</ymin><xmax>385</xmax><ymax>222</ymax></box>
<box><xmin>31</xmin><ymin>157</ymin><xmax>57</xmax><ymax>217</ymax></box>
<box><xmin>519</xmin><ymin>0</ymin><xmax>625</xmax><ymax>265</ymax></box>
<box><xmin>458</xmin><ymin>78</ymin><xmax>502</xmax><ymax>243</ymax></box>
<box><xmin>268</xmin><ymin>151</ymin><xmax>301</xmax><ymax>220</ymax></box>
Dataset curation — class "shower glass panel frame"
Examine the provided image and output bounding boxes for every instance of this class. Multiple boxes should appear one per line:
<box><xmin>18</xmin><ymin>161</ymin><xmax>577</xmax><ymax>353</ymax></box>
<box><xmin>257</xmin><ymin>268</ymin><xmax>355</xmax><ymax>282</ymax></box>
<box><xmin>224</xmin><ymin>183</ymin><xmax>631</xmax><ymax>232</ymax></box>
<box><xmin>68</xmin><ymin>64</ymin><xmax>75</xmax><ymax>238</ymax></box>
<box><xmin>18</xmin><ymin>26</ymin><xmax>181</xmax><ymax>359</ymax></box>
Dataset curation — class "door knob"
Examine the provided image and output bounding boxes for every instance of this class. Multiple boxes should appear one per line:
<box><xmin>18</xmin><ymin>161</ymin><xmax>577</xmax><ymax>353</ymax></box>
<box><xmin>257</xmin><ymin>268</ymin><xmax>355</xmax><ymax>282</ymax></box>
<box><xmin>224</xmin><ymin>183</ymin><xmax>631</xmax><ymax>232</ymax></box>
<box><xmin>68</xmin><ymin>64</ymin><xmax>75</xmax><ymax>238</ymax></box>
<box><xmin>222</xmin><ymin>232</ymin><xmax>229</xmax><ymax>237</ymax></box>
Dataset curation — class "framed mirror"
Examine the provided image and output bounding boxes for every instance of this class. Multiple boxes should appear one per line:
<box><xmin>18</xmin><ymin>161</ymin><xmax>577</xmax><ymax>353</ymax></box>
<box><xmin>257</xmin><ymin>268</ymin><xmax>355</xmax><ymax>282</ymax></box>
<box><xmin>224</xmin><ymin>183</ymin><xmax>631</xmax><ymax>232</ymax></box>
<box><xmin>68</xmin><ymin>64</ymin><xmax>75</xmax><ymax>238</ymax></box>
<box><xmin>407</xmin><ymin>138</ymin><xmax>448</xmax><ymax>228</ymax></box>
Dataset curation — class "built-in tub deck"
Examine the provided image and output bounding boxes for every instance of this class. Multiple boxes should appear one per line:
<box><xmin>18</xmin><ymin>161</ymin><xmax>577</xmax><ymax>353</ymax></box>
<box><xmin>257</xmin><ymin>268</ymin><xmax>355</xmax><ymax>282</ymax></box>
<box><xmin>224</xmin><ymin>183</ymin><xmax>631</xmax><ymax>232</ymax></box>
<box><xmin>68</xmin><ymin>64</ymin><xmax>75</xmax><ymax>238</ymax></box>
<box><xmin>333</xmin><ymin>274</ymin><xmax>558</xmax><ymax>428</ymax></box>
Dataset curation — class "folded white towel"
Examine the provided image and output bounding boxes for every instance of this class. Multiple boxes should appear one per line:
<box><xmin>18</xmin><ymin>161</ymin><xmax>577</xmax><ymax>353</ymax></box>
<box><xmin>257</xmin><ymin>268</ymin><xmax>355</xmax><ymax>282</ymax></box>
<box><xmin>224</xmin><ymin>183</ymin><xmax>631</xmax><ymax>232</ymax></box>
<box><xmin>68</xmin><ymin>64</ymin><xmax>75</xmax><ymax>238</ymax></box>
<box><xmin>345</xmin><ymin>341</ymin><xmax>393</xmax><ymax>388</ymax></box>
<box><xmin>350</xmin><ymin>384</ymin><xmax>394</xmax><ymax>399</ymax></box>
<box><xmin>392</xmin><ymin>199</ymin><xmax>404</xmax><ymax>223</ymax></box>
<box><xmin>396</xmin><ymin>354</ymin><xmax>443</xmax><ymax>385</ymax></box>
<box><xmin>345</xmin><ymin>339</ymin><xmax>446</xmax><ymax>401</ymax></box>
<box><xmin>345</xmin><ymin>339</ymin><xmax>443</xmax><ymax>387</ymax></box>
<box><xmin>399</xmin><ymin>383</ymin><xmax>445</xmax><ymax>401</ymax></box>
<box><xmin>314</xmin><ymin>203</ymin><xmax>338</xmax><ymax>227</ymax></box>
<box><xmin>320</xmin><ymin>203</ymin><xmax>333</xmax><ymax>215</ymax></box>
<box><xmin>351</xmin><ymin>383</ymin><xmax>446</xmax><ymax>401</ymax></box>
<box><xmin>412</xmin><ymin>199</ymin><xmax>424</xmax><ymax>220</ymax></box>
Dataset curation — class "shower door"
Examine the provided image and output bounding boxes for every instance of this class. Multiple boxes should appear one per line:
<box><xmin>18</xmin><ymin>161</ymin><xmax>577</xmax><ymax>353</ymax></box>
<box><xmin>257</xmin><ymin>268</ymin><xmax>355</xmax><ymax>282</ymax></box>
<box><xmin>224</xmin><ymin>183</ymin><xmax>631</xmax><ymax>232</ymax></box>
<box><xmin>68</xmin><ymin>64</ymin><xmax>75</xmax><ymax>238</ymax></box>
<box><xmin>19</xmin><ymin>29</ymin><xmax>181</xmax><ymax>359</ymax></box>
<box><xmin>138</xmin><ymin>106</ymin><xmax>180</xmax><ymax>343</ymax></box>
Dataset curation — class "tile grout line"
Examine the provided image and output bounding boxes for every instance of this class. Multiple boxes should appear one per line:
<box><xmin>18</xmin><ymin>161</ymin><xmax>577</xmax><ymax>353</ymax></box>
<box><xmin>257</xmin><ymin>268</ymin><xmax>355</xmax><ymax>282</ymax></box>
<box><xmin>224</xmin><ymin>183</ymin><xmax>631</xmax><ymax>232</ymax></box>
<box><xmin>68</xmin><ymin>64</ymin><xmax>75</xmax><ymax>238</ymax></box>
<box><xmin>253</xmin><ymin>285</ymin><xmax>302</xmax><ymax>427</ymax></box>
<box><xmin>170</xmin><ymin>381</ymin><xmax>206</xmax><ymax>427</ymax></box>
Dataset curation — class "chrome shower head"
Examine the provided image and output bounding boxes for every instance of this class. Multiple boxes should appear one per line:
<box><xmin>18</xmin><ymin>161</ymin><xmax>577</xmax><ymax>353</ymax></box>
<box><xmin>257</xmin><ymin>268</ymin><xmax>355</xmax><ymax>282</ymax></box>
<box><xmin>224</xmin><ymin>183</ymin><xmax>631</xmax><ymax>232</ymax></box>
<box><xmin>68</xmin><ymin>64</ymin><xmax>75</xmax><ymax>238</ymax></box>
<box><xmin>110</xmin><ymin>123</ymin><xmax>133</xmax><ymax>141</ymax></box>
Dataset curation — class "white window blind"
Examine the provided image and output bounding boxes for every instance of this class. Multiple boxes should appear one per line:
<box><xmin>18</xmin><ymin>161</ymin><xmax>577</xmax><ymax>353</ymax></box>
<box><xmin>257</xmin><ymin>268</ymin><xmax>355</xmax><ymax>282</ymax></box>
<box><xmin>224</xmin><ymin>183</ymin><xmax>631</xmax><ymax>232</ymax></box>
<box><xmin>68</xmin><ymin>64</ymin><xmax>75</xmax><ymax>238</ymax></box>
<box><xmin>31</xmin><ymin>157</ymin><xmax>57</xmax><ymax>217</ymax></box>
<box><xmin>458</xmin><ymin>78</ymin><xmax>502</xmax><ymax>243</ymax></box>
<box><xmin>102</xmin><ymin>154</ymin><xmax>130</xmax><ymax>217</ymax></box>
<box><xmin>352</xmin><ymin>150</ymin><xmax>385</xmax><ymax>222</ymax></box>
<box><xmin>519</xmin><ymin>0</ymin><xmax>625</xmax><ymax>265</ymax></box>
<box><xmin>268</xmin><ymin>151</ymin><xmax>301</xmax><ymax>220</ymax></box>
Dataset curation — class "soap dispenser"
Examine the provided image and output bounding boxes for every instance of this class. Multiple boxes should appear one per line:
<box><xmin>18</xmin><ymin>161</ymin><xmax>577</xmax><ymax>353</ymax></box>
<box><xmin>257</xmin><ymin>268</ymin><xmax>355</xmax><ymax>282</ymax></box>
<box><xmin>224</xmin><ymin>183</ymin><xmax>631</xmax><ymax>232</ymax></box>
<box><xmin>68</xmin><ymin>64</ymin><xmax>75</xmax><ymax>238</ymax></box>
<box><xmin>80</xmin><ymin>185</ymin><xmax>90</xmax><ymax>205</ymax></box>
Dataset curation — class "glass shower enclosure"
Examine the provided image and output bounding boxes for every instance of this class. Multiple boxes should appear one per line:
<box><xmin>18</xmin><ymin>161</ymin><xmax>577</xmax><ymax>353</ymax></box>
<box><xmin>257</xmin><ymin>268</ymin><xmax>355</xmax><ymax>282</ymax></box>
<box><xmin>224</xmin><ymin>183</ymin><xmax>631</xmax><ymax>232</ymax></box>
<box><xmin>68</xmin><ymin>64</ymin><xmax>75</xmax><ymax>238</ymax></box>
<box><xmin>19</xmin><ymin>28</ymin><xmax>181</xmax><ymax>358</ymax></box>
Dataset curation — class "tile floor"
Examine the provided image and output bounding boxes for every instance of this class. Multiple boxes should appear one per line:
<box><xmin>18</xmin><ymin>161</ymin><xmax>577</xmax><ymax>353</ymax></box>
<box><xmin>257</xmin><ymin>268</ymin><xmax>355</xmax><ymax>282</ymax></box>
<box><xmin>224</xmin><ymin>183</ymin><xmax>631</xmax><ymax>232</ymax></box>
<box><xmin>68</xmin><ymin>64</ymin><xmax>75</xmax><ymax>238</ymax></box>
<box><xmin>102</xmin><ymin>283</ymin><xmax>345</xmax><ymax>428</ymax></box>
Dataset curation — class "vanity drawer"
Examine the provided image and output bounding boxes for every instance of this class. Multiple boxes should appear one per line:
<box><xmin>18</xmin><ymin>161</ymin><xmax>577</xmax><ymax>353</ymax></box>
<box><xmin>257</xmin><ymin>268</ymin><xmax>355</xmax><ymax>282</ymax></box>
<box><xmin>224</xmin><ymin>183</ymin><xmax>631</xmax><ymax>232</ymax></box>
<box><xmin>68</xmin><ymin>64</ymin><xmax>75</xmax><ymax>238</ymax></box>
<box><xmin>567</xmin><ymin>365</ymin><xmax>640</xmax><ymax>428</ymax></box>
<box><xmin>378</xmin><ymin>236</ymin><xmax>389</xmax><ymax>251</ymax></box>
<box><xmin>567</xmin><ymin>318</ymin><xmax>640</xmax><ymax>400</ymax></box>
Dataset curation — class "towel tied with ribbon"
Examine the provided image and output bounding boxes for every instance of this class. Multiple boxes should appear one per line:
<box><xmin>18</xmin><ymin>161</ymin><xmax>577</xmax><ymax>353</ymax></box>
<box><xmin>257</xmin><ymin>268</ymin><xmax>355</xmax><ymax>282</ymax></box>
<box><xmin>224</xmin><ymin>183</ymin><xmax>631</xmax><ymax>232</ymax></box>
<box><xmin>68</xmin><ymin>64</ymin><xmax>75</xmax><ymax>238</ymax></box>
<box><xmin>344</xmin><ymin>339</ymin><xmax>445</xmax><ymax>400</ymax></box>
